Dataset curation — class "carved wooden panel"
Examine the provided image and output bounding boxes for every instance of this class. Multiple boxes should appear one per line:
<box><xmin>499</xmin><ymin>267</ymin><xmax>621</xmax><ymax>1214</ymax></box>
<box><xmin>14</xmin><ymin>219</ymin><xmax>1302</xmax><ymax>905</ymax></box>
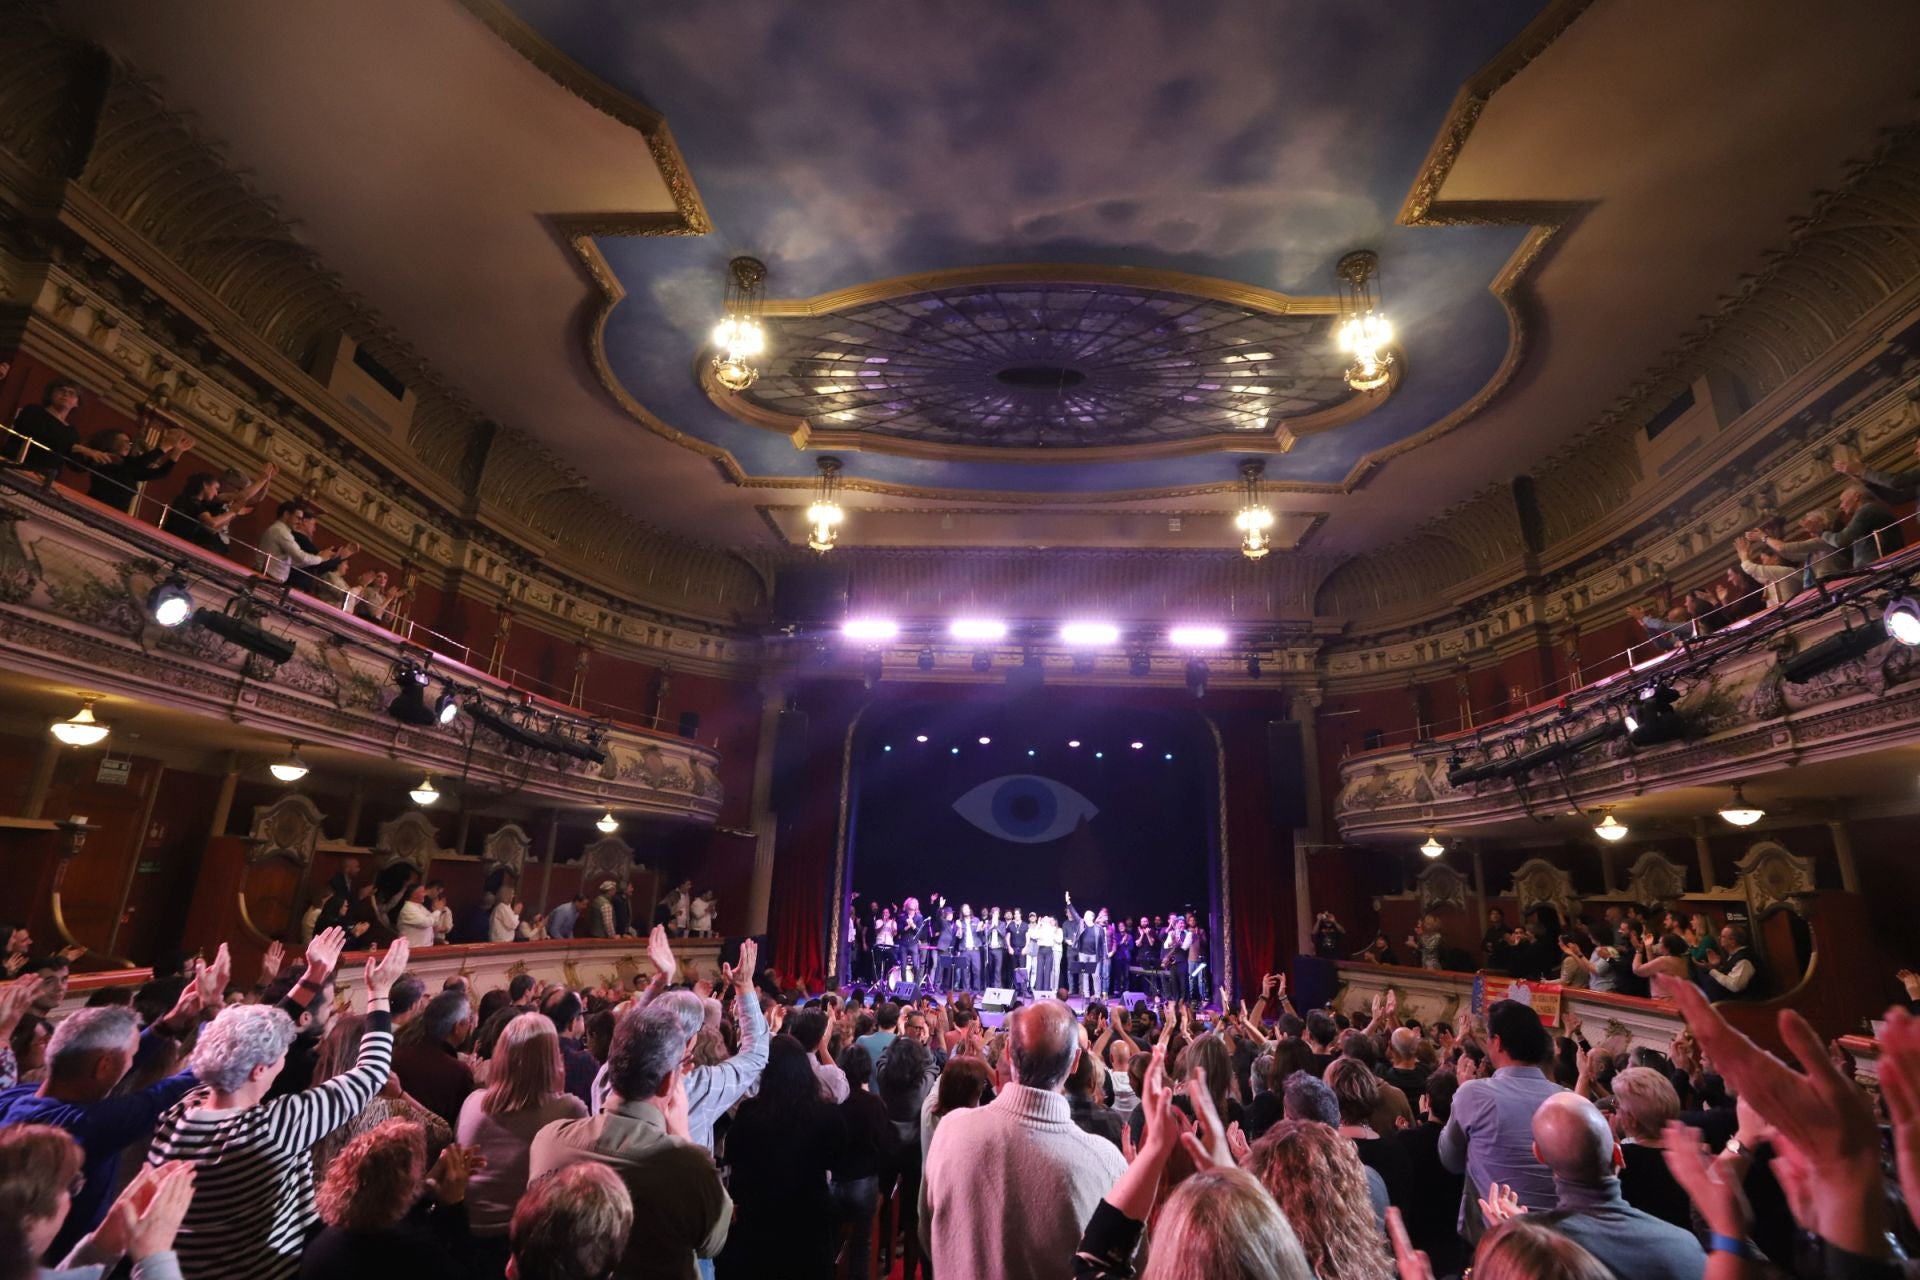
<box><xmin>483</xmin><ymin>823</ymin><xmax>532</xmax><ymax>879</ymax></box>
<box><xmin>1626</xmin><ymin>851</ymin><xmax>1690</xmax><ymax>907</ymax></box>
<box><xmin>374</xmin><ymin>811</ymin><xmax>449</xmax><ymax>876</ymax></box>
<box><xmin>1415</xmin><ymin>862</ymin><xmax>1470</xmax><ymax>915</ymax></box>
<box><xmin>1735</xmin><ymin>841</ymin><xmax>1816</xmax><ymax>916</ymax></box>
<box><xmin>579</xmin><ymin>835</ymin><xmax>635</xmax><ymax>892</ymax></box>
<box><xmin>247</xmin><ymin>794</ymin><xmax>327</xmax><ymax>867</ymax></box>
<box><xmin>1508</xmin><ymin>858</ymin><xmax>1580</xmax><ymax>924</ymax></box>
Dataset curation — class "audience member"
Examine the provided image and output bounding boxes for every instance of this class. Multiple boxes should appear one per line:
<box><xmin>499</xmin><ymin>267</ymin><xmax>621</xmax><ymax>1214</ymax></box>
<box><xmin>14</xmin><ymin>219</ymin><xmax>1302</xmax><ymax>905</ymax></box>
<box><xmin>392</xmin><ymin>989</ymin><xmax>475</xmax><ymax>1128</ymax></box>
<box><xmin>299</xmin><ymin>1118</ymin><xmax>475</xmax><ymax>1280</ymax></box>
<box><xmin>720</xmin><ymin>1035</ymin><xmax>846</xmax><ymax>1277</ymax></box>
<box><xmin>506</xmin><ymin>1163</ymin><xmax>633</xmax><ymax>1280</ymax></box>
<box><xmin>1438</xmin><ymin>1000</ymin><xmax>1563</xmax><ymax>1231</ymax></box>
<box><xmin>1245</xmin><ymin>1120</ymin><xmax>1393</xmax><ymax>1280</ymax></box>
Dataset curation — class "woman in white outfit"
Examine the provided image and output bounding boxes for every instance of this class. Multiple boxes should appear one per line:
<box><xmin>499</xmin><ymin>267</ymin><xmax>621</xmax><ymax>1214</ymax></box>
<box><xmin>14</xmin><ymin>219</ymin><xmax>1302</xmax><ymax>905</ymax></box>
<box><xmin>489</xmin><ymin>884</ymin><xmax>529</xmax><ymax>942</ymax></box>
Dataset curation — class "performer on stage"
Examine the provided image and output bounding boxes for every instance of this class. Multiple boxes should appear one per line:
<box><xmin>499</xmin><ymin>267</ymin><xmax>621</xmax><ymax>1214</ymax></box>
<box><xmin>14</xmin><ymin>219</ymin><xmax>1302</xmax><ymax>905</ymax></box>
<box><xmin>1033</xmin><ymin>913</ymin><xmax>1060</xmax><ymax>992</ymax></box>
<box><xmin>1109</xmin><ymin>915</ymin><xmax>1134</xmax><ymax>997</ymax></box>
<box><xmin>936</xmin><ymin>902</ymin><xmax>958</xmax><ymax>991</ymax></box>
<box><xmin>1073</xmin><ymin>905</ymin><xmax>1105</xmax><ymax>999</ymax></box>
<box><xmin>874</xmin><ymin>906</ymin><xmax>898</xmax><ymax>986</ymax></box>
<box><xmin>957</xmin><ymin>903</ymin><xmax>983</xmax><ymax>992</ymax></box>
<box><xmin>1132</xmin><ymin>916</ymin><xmax>1160</xmax><ymax>999</ymax></box>
<box><xmin>1165</xmin><ymin>912</ymin><xmax>1192</xmax><ymax>1005</ymax></box>
<box><xmin>1185</xmin><ymin>918</ymin><xmax>1208</xmax><ymax>1000</ymax></box>
<box><xmin>1007</xmin><ymin>909</ymin><xmax>1029</xmax><ymax>994</ymax></box>
<box><xmin>901</xmin><ymin>896</ymin><xmax>926</xmax><ymax>986</ymax></box>
<box><xmin>1062</xmin><ymin>893</ymin><xmax>1086</xmax><ymax>995</ymax></box>
<box><xmin>985</xmin><ymin>906</ymin><xmax>1006</xmax><ymax>988</ymax></box>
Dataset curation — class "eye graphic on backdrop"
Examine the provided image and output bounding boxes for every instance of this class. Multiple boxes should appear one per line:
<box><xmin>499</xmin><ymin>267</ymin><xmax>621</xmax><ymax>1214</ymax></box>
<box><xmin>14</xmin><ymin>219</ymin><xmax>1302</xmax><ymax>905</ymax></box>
<box><xmin>952</xmin><ymin>775</ymin><xmax>1098</xmax><ymax>844</ymax></box>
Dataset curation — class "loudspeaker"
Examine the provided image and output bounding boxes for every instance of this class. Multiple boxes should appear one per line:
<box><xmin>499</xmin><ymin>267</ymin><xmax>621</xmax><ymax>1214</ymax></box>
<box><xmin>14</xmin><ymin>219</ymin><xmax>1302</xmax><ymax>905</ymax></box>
<box><xmin>771</xmin><ymin>709</ymin><xmax>810</xmax><ymax>813</ymax></box>
<box><xmin>1267</xmin><ymin>719</ymin><xmax>1309</xmax><ymax>830</ymax></box>
<box><xmin>892</xmin><ymin>981</ymin><xmax>918</xmax><ymax>1001</ymax></box>
<box><xmin>981</xmin><ymin>986</ymin><xmax>1016</xmax><ymax>1013</ymax></box>
<box><xmin>676</xmin><ymin>710</ymin><xmax>702</xmax><ymax>739</ymax></box>
<box><xmin>771</xmin><ymin>564</ymin><xmax>849</xmax><ymax>624</ymax></box>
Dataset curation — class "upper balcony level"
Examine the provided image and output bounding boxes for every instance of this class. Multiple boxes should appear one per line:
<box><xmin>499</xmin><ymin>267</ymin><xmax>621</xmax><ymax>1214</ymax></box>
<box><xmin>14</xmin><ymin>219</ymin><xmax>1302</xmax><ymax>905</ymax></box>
<box><xmin>0</xmin><ymin>468</ymin><xmax>723</xmax><ymax>823</ymax></box>
<box><xmin>1335</xmin><ymin>532</ymin><xmax>1920</xmax><ymax>843</ymax></box>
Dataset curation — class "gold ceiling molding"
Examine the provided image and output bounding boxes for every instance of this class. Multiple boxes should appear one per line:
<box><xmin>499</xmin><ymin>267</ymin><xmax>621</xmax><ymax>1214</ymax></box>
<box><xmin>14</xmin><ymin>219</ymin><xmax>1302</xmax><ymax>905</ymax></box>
<box><xmin>751</xmin><ymin>503</ymin><xmax>1330</xmax><ymax>553</ymax></box>
<box><xmin>753</xmin><ymin>261</ymin><xmax>1345</xmax><ymax>318</ymax></box>
<box><xmin>453</xmin><ymin>0</ymin><xmax>710</xmax><ymax>237</ymax></box>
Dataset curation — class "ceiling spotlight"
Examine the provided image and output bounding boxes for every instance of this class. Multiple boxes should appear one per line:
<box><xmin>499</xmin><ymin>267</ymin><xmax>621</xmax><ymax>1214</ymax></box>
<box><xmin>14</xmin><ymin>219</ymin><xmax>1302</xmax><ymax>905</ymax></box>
<box><xmin>843</xmin><ymin>618</ymin><xmax>898</xmax><ymax>641</ymax></box>
<box><xmin>915</xmin><ymin>734</ymin><xmax>929</xmax><ymax>743</ymax></box>
<box><xmin>978</xmin><ymin>736</ymin><xmax>992</xmax><ymax>746</ymax></box>
<box><xmin>1624</xmin><ymin>684</ymin><xmax>1685</xmax><ymax>746</ymax></box>
<box><xmin>807</xmin><ymin>456</ymin><xmax>844</xmax><ymax>553</ymax></box>
<box><xmin>269</xmin><ymin>741</ymin><xmax>309</xmax><ymax>783</ymax></box>
<box><xmin>917</xmin><ymin>647</ymin><xmax>935</xmax><ymax>672</ymax></box>
<box><xmin>950</xmin><ymin>619</ymin><xmax>1008</xmax><ymax>641</ymax></box>
<box><xmin>1336</xmin><ymin>249</ymin><xmax>1394</xmax><ymax>392</ymax></box>
<box><xmin>50</xmin><ymin>695</ymin><xmax>109</xmax><ymax>747</ymax></box>
<box><xmin>1169</xmin><ymin>625</ymin><xmax>1229</xmax><ymax>649</ymax></box>
<box><xmin>1027</xmin><ymin>749</ymin><xmax>1036</xmax><ymax>757</ymax></box>
<box><xmin>1067</xmin><ymin>739</ymin><xmax>1082</xmax><ymax>748</ymax></box>
<box><xmin>1887</xmin><ymin>597</ymin><xmax>1920</xmax><ymax>646</ymax></box>
<box><xmin>1129</xmin><ymin>651</ymin><xmax>1152</xmax><ymax>678</ymax></box>
<box><xmin>1164</xmin><ymin>753</ymin><xmax>1174</xmax><ymax>761</ymax></box>
<box><xmin>1060</xmin><ymin>621</ymin><xmax>1120</xmax><ymax>646</ymax></box>
<box><xmin>1235</xmin><ymin>460</ymin><xmax>1274</xmax><ymax>560</ymax></box>
<box><xmin>388</xmin><ymin>664</ymin><xmax>438</xmax><ymax>727</ymax></box>
<box><xmin>1593</xmin><ymin>807</ymin><xmax>1627</xmax><ymax>842</ymax></box>
<box><xmin>409</xmin><ymin>774</ymin><xmax>440</xmax><ymax>806</ymax></box>
<box><xmin>950</xmin><ymin>746</ymin><xmax>960</xmax><ymax>755</ymax></box>
<box><xmin>1130</xmin><ymin>741</ymin><xmax>1144</xmax><ymax>750</ymax></box>
<box><xmin>146</xmin><ymin>574</ymin><xmax>193</xmax><ymax>628</ymax></box>
<box><xmin>971</xmin><ymin>649</ymin><xmax>993</xmax><ymax>674</ymax></box>
<box><xmin>1094</xmin><ymin>751</ymin><xmax>1105</xmax><ymax>759</ymax></box>
<box><xmin>1185</xmin><ymin>657</ymin><xmax>1210</xmax><ymax>699</ymax></box>
<box><xmin>596</xmin><ymin>810</ymin><xmax>620</xmax><ymax>834</ymax></box>
<box><xmin>435</xmin><ymin>684</ymin><xmax>461</xmax><ymax>726</ymax></box>
<box><xmin>710</xmin><ymin>255</ymin><xmax>767</xmax><ymax>392</ymax></box>
<box><xmin>1718</xmin><ymin>784</ymin><xmax>1765</xmax><ymax>827</ymax></box>
<box><xmin>1419</xmin><ymin>831</ymin><xmax>1445</xmax><ymax>858</ymax></box>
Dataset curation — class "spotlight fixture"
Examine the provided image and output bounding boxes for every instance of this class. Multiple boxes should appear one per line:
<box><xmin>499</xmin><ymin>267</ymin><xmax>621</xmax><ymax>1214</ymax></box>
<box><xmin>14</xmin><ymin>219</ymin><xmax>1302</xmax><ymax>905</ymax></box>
<box><xmin>978</xmin><ymin>736</ymin><xmax>992</xmax><ymax>746</ymax></box>
<box><xmin>434</xmin><ymin>683</ymin><xmax>461</xmax><ymax>726</ymax></box>
<box><xmin>1067</xmin><ymin>739</ymin><xmax>1082</xmax><ymax>748</ymax></box>
<box><xmin>269</xmin><ymin>741</ymin><xmax>310</xmax><ymax>783</ymax></box>
<box><xmin>1624</xmin><ymin>684</ymin><xmax>1685</xmax><ymax>747</ymax></box>
<box><xmin>842</xmin><ymin>618</ymin><xmax>898</xmax><ymax>641</ymax></box>
<box><xmin>861</xmin><ymin>650</ymin><xmax>884</xmax><ymax>690</ymax></box>
<box><xmin>1169</xmin><ymin>625</ymin><xmax>1229</xmax><ymax>649</ymax></box>
<box><xmin>915</xmin><ymin>734</ymin><xmax>929</xmax><ymax>743</ymax></box>
<box><xmin>596</xmin><ymin>810</ymin><xmax>620</xmax><ymax>834</ymax></box>
<box><xmin>1234</xmin><ymin>460</ymin><xmax>1274</xmax><ymax>560</ymax></box>
<box><xmin>1336</xmin><ymin>249</ymin><xmax>1395</xmax><ymax>391</ymax></box>
<box><xmin>1129</xmin><ymin>741</ymin><xmax>1144</xmax><ymax>750</ymax></box>
<box><xmin>1185</xmin><ymin>657</ymin><xmax>1209</xmax><ymax>699</ymax></box>
<box><xmin>409</xmin><ymin>774</ymin><xmax>440</xmax><ymax>806</ymax></box>
<box><xmin>1888</xmin><ymin>597</ymin><xmax>1920</xmax><ymax>647</ymax></box>
<box><xmin>917</xmin><ymin>648</ymin><xmax>935</xmax><ymax>672</ymax></box>
<box><xmin>1782</xmin><ymin>622</ymin><xmax>1886</xmax><ymax>685</ymax></box>
<box><xmin>1060</xmin><ymin>621</ymin><xmax>1120</xmax><ymax>646</ymax></box>
<box><xmin>467</xmin><ymin>700</ymin><xmax>544</xmax><ymax>750</ymax></box>
<box><xmin>49</xmin><ymin>695</ymin><xmax>110</xmax><ymax>747</ymax></box>
<box><xmin>145</xmin><ymin>574</ymin><xmax>193</xmax><ymax>628</ymax></box>
<box><xmin>387</xmin><ymin>665</ymin><xmax>438</xmax><ymax>727</ymax></box>
<box><xmin>1718</xmin><ymin>784</ymin><xmax>1765</xmax><ymax>827</ymax></box>
<box><xmin>1593</xmin><ymin>807</ymin><xmax>1628</xmax><ymax>841</ymax></box>
<box><xmin>971</xmin><ymin>649</ymin><xmax>993</xmax><ymax>674</ymax></box>
<box><xmin>1128</xmin><ymin>651</ymin><xmax>1152</xmax><ymax>678</ymax></box>
<box><xmin>1419</xmin><ymin>831</ymin><xmax>1445</xmax><ymax>858</ymax></box>
<box><xmin>949</xmin><ymin>619</ymin><xmax>1008</xmax><ymax>641</ymax></box>
<box><xmin>710</xmin><ymin>255</ymin><xmax>767</xmax><ymax>392</ymax></box>
<box><xmin>806</xmin><ymin>456</ymin><xmax>845</xmax><ymax>553</ymax></box>
<box><xmin>194</xmin><ymin>607</ymin><xmax>295</xmax><ymax>665</ymax></box>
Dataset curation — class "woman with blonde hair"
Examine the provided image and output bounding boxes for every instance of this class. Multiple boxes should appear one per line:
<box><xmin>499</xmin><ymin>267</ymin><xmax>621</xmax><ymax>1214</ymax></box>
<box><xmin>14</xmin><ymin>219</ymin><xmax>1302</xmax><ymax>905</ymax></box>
<box><xmin>1245</xmin><ymin>1120</ymin><xmax>1394</xmax><ymax>1280</ymax></box>
<box><xmin>1469</xmin><ymin>1217</ymin><xmax>1612</xmax><ymax>1280</ymax></box>
<box><xmin>456</xmin><ymin>1011</ymin><xmax>588</xmax><ymax>1273</ymax></box>
<box><xmin>302</xmin><ymin>1118</ymin><xmax>476</xmax><ymax>1279</ymax></box>
<box><xmin>1608</xmin><ymin>1065</ymin><xmax>1691</xmax><ymax>1228</ymax></box>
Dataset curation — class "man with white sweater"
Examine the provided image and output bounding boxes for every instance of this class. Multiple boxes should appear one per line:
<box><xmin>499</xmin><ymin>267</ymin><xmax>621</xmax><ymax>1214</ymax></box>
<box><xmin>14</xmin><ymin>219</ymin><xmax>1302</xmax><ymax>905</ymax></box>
<box><xmin>923</xmin><ymin>1000</ymin><xmax>1126</xmax><ymax>1280</ymax></box>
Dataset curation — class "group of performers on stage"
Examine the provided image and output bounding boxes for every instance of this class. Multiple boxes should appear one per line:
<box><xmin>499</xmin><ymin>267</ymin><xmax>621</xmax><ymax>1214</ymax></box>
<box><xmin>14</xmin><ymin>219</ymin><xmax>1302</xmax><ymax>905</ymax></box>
<box><xmin>848</xmin><ymin>890</ymin><xmax>1209</xmax><ymax>1000</ymax></box>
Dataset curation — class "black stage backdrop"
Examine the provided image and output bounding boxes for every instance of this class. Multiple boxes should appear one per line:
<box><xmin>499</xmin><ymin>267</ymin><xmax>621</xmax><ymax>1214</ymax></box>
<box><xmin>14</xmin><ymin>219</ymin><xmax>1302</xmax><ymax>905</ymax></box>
<box><xmin>848</xmin><ymin>696</ymin><xmax>1217</xmax><ymax>926</ymax></box>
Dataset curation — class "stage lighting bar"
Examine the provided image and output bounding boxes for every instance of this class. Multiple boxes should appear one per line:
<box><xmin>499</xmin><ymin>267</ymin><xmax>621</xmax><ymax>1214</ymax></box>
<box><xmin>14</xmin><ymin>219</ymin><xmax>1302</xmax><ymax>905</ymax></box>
<box><xmin>388</xmin><ymin>664</ymin><xmax>438</xmax><ymax>727</ymax></box>
<box><xmin>467</xmin><ymin>700</ymin><xmax>545</xmax><ymax>750</ymax></box>
<box><xmin>949</xmin><ymin>618</ymin><xmax>1007</xmax><ymax>641</ymax></box>
<box><xmin>1169</xmin><ymin>625</ymin><xmax>1228</xmax><ymax>649</ymax></box>
<box><xmin>842</xmin><ymin>618</ymin><xmax>898</xmax><ymax>641</ymax></box>
<box><xmin>1060</xmin><ymin>621</ymin><xmax>1119</xmax><ymax>646</ymax></box>
<box><xmin>146</xmin><ymin>574</ymin><xmax>193</xmax><ymax>628</ymax></box>
<box><xmin>194</xmin><ymin>608</ymin><xmax>296</xmax><ymax>665</ymax></box>
<box><xmin>1782</xmin><ymin>622</ymin><xmax>1887</xmax><ymax>685</ymax></box>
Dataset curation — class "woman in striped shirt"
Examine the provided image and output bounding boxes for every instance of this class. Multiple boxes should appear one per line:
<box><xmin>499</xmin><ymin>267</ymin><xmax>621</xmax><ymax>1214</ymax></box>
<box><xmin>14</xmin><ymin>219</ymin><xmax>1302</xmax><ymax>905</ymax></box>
<box><xmin>146</xmin><ymin>932</ymin><xmax>411</xmax><ymax>1280</ymax></box>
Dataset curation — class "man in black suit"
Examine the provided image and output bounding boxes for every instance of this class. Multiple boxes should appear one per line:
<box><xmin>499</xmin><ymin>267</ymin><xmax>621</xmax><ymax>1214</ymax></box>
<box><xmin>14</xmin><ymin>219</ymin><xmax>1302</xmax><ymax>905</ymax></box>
<box><xmin>957</xmin><ymin>904</ymin><xmax>983</xmax><ymax>992</ymax></box>
<box><xmin>1062</xmin><ymin>893</ymin><xmax>1086</xmax><ymax>995</ymax></box>
<box><xmin>935</xmin><ymin>906</ymin><xmax>958</xmax><ymax>992</ymax></box>
<box><xmin>1076</xmin><ymin>911</ymin><xmax>1106</xmax><ymax>998</ymax></box>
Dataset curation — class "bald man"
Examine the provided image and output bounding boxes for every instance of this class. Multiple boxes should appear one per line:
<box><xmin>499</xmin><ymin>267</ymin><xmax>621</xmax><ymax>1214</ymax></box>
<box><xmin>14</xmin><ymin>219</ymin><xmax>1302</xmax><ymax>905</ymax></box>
<box><xmin>1528</xmin><ymin>1092</ymin><xmax>1706</xmax><ymax>1280</ymax></box>
<box><xmin>922</xmin><ymin>1001</ymin><xmax>1127</xmax><ymax>1280</ymax></box>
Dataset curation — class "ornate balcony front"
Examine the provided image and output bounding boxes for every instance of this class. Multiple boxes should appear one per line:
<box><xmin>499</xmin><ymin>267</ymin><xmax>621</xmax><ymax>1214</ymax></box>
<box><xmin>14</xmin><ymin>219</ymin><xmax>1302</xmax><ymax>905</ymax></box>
<box><xmin>0</xmin><ymin>476</ymin><xmax>723</xmax><ymax>821</ymax></box>
<box><xmin>1335</xmin><ymin>562</ymin><xmax>1920</xmax><ymax>841</ymax></box>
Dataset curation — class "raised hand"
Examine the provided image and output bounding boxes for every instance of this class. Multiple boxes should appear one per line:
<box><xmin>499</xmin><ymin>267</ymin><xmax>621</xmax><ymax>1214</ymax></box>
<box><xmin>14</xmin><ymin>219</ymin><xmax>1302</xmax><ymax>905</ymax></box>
<box><xmin>647</xmin><ymin>925</ymin><xmax>678</xmax><ymax>984</ymax></box>
<box><xmin>302</xmin><ymin>926</ymin><xmax>347</xmax><ymax>982</ymax></box>
<box><xmin>736</xmin><ymin>938</ymin><xmax>760</xmax><ymax>987</ymax></box>
<box><xmin>1386</xmin><ymin>1206</ymin><xmax>1436</xmax><ymax>1280</ymax></box>
<box><xmin>1872</xmin><ymin>1006</ymin><xmax>1920</xmax><ymax>1217</ymax></box>
<box><xmin>1227</xmin><ymin>1120</ymin><xmax>1251</xmax><ymax>1163</ymax></box>
<box><xmin>127</xmin><ymin>1163</ymin><xmax>196</xmax><ymax>1261</ymax></box>
<box><xmin>426</xmin><ymin>1144</ymin><xmax>481</xmax><ymax>1205</ymax></box>
<box><xmin>1477</xmin><ymin>1182</ymin><xmax>1526</xmax><ymax>1224</ymax></box>
<box><xmin>1660</xmin><ymin>1122</ymin><xmax>1750</xmax><ymax>1243</ymax></box>
<box><xmin>363</xmin><ymin>937</ymin><xmax>411</xmax><ymax>1001</ymax></box>
<box><xmin>200</xmin><ymin>944</ymin><xmax>232</xmax><ymax>1007</ymax></box>
<box><xmin>1180</xmin><ymin>1064</ymin><xmax>1235</xmax><ymax>1170</ymax></box>
<box><xmin>0</xmin><ymin>978</ymin><xmax>39</xmax><ymax>1039</ymax></box>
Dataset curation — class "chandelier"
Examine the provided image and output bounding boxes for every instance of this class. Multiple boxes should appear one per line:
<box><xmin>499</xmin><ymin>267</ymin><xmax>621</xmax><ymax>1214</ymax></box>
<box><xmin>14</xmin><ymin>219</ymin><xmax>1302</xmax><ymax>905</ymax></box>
<box><xmin>710</xmin><ymin>256</ymin><xmax>768</xmax><ymax>392</ymax></box>
<box><xmin>49</xmin><ymin>694</ymin><xmax>110</xmax><ymax>747</ymax></box>
<box><xmin>1335</xmin><ymin>250</ymin><xmax>1394</xmax><ymax>392</ymax></box>
<box><xmin>1593</xmin><ymin>807</ymin><xmax>1628</xmax><ymax>841</ymax></box>
<box><xmin>1234</xmin><ymin>460</ymin><xmax>1274</xmax><ymax>560</ymax></box>
<box><xmin>1419</xmin><ymin>830</ymin><xmax>1444</xmax><ymax>858</ymax></box>
<box><xmin>807</xmin><ymin>456</ymin><xmax>844</xmax><ymax>553</ymax></box>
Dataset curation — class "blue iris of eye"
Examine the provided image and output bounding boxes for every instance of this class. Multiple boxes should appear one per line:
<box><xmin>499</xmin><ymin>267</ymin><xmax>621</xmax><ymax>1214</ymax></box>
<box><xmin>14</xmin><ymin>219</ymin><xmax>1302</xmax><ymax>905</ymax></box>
<box><xmin>953</xmin><ymin>774</ymin><xmax>1098</xmax><ymax>844</ymax></box>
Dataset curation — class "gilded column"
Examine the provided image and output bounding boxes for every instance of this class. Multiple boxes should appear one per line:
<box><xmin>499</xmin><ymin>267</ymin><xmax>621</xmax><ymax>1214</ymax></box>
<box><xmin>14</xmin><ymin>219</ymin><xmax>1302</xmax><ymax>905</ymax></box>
<box><xmin>744</xmin><ymin>684</ymin><xmax>786</xmax><ymax>936</ymax></box>
<box><xmin>1293</xmin><ymin>689</ymin><xmax>1326</xmax><ymax>957</ymax></box>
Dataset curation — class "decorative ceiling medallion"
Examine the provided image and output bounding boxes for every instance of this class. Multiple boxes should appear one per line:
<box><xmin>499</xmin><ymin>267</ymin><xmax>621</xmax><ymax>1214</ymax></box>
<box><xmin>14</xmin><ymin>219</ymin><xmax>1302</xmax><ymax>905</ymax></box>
<box><xmin>704</xmin><ymin>267</ymin><xmax>1396</xmax><ymax>463</ymax></box>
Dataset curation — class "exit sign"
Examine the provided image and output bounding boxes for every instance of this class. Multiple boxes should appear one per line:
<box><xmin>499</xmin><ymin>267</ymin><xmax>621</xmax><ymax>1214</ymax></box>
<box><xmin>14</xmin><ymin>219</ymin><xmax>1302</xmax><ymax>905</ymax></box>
<box><xmin>96</xmin><ymin>758</ymin><xmax>131</xmax><ymax>786</ymax></box>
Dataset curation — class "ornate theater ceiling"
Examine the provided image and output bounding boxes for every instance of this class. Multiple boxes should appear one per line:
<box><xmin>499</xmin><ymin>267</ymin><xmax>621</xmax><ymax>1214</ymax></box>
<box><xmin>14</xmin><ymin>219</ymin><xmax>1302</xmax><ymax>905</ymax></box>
<box><xmin>50</xmin><ymin>0</ymin><xmax>1920</xmax><ymax>561</ymax></box>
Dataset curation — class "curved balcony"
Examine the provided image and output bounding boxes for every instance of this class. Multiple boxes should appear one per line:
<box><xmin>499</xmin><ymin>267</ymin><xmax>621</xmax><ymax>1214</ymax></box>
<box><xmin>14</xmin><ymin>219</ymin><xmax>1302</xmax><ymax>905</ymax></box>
<box><xmin>0</xmin><ymin>474</ymin><xmax>722</xmax><ymax>821</ymax></box>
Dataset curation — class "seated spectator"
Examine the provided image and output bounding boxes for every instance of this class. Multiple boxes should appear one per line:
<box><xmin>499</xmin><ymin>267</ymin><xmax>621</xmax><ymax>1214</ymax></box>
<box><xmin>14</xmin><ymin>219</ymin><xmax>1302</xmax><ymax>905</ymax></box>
<box><xmin>528</xmin><ymin>1003</ymin><xmax>732</xmax><ymax>1278</ymax></box>
<box><xmin>147</xmin><ymin>934</ymin><xmax>407</xmax><ymax>1280</ymax></box>
<box><xmin>392</xmin><ymin>989</ymin><xmax>475</xmax><ymax>1128</ymax></box>
<box><xmin>1245</xmin><ymin>1119</ymin><xmax>1393</xmax><ymax>1280</ymax></box>
<box><xmin>299</xmin><ymin>1118</ymin><xmax>475</xmax><ymax>1280</ymax></box>
<box><xmin>0</xmin><ymin>1125</ymin><xmax>196</xmax><ymax>1280</ymax></box>
<box><xmin>85</xmin><ymin>427</ymin><xmax>194</xmax><ymax>513</ymax></box>
<box><xmin>456</xmin><ymin>1012</ymin><xmax>587</xmax><ymax>1272</ymax></box>
<box><xmin>506</xmin><ymin>1163</ymin><xmax>633</xmax><ymax>1280</ymax></box>
<box><xmin>1607</xmin><ymin>1066</ymin><xmax>1693</xmax><ymax>1230</ymax></box>
<box><xmin>1522</xmin><ymin>1091</ymin><xmax>1706</xmax><ymax>1279</ymax></box>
